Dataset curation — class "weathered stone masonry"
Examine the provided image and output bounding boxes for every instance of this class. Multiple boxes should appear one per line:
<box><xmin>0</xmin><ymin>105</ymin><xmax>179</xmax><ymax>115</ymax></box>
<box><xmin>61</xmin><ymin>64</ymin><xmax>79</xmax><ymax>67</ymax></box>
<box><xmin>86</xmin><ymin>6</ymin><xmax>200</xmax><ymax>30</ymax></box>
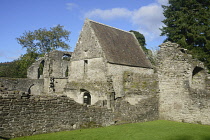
<box><xmin>0</xmin><ymin>86</ymin><xmax>113</xmax><ymax>138</ymax></box>
<box><xmin>0</xmin><ymin>82</ymin><xmax>158</xmax><ymax>138</ymax></box>
<box><xmin>158</xmin><ymin>42</ymin><xmax>210</xmax><ymax>124</ymax></box>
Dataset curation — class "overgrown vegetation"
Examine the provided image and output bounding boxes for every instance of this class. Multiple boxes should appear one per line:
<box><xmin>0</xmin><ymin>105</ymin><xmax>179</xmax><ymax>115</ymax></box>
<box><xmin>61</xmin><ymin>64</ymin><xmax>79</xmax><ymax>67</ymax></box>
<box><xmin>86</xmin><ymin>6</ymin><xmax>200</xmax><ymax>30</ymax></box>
<box><xmin>11</xmin><ymin>120</ymin><xmax>210</xmax><ymax>140</ymax></box>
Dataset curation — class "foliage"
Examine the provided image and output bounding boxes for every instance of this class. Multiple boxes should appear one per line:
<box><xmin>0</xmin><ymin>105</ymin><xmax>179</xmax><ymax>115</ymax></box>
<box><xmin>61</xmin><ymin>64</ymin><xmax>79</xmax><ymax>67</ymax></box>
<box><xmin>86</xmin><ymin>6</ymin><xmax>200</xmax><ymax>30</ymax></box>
<box><xmin>0</xmin><ymin>25</ymin><xmax>71</xmax><ymax>78</ymax></box>
<box><xmin>12</xmin><ymin>120</ymin><xmax>210</xmax><ymax>140</ymax></box>
<box><xmin>0</xmin><ymin>52</ymin><xmax>40</xmax><ymax>78</ymax></box>
<box><xmin>129</xmin><ymin>30</ymin><xmax>148</xmax><ymax>54</ymax></box>
<box><xmin>17</xmin><ymin>25</ymin><xmax>70</xmax><ymax>54</ymax></box>
<box><xmin>160</xmin><ymin>0</ymin><xmax>210</xmax><ymax>71</ymax></box>
<box><xmin>130</xmin><ymin>30</ymin><xmax>157</xmax><ymax>65</ymax></box>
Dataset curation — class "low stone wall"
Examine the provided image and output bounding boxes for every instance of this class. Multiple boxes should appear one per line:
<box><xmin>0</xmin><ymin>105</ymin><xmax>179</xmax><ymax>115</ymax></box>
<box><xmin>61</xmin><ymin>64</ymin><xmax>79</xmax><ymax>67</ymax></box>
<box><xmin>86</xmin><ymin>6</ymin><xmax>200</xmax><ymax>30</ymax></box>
<box><xmin>0</xmin><ymin>80</ymin><xmax>159</xmax><ymax>139</ymax></box>
<box><xmin>0</xmin><ymin>91</ymin><xmax>113</xmax><ymax>138</ymax></box>
<box><xmin>0</xmin><ymin>78</ymin><xmax>43</xmax><ymax>95</ymax></box>
<box><xmin>113</xmin><ymin>95</ymin><xmax>159</xmax><ymax>123</ymax></box>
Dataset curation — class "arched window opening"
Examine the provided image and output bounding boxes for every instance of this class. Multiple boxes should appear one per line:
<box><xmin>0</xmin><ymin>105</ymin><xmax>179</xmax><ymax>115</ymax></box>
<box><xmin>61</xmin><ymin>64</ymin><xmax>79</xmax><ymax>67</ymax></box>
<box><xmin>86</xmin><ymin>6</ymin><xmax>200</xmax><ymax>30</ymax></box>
<box><xmin>62</xmin><ymin>54</ymin><xmax>71</xmax><ymax>61</ymax></box>
<box><xmin>38</xmin><ymin>60</ymin><xmax>45</xmax><ymax>79</ymax></box>
<box><xmin>192</xmin><ymin>66</ymin><xmax>204</xmax><ymax>78</ymax></box>
<box><xmin>192</xmin><ymin>66</ymin><xmax>205</xmax><ymax>89</ymax></box>
<box><xmin>82</xmin><ymin>90</ymin><xmax>91</xmax><ymax>105</ymax></box>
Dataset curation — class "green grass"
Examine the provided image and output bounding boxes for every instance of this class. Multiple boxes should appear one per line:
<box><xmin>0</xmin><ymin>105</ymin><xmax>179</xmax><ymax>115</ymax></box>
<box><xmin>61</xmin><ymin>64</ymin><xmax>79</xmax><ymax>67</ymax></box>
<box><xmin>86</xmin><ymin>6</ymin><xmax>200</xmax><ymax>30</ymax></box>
<box><xmin>12</xmin><ymin>120</ymin><xmax>210</xmax><ymax>140</ymax></box>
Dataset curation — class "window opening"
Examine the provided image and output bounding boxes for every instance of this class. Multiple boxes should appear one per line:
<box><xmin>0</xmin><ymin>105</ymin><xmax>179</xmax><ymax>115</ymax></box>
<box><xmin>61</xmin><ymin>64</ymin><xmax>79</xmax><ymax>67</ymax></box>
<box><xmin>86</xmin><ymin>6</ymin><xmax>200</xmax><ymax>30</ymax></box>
<box><xmin>84</xmin><ymin>60</ymin><xmax>88</xmax><ymax>74</ymax></box>
<box><xmin>38</xmin><ymin>60</ymin><xmax>45</xmax><ymax>79</ymax></box>
<box><xmin>192</xmin><ymin>66</ymin><xmax>204</xmax><ymax>78</ymax></box>
<box><xmin>65</xmin><ymin>66</ymin><xmax>69</xmax><ymax>77</ymax></box>
<box><xmin>62</xmin><ymin>54</ymin><xmax>71</xmax><ymax>61</ymax></box>
<box><xmin>83</xmin><ymin>92</ymin><xmax>91</xmax><ymax>105</ymax></box>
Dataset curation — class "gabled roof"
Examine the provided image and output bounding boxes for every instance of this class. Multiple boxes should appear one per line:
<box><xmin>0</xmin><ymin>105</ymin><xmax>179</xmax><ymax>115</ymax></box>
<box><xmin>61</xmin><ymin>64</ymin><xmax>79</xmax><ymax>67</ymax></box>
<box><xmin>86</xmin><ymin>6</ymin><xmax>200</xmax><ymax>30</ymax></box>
<box><xmin>88</xmin><ymin>20</ymin><xmax>152</xmax><ymax>68</ymax></box>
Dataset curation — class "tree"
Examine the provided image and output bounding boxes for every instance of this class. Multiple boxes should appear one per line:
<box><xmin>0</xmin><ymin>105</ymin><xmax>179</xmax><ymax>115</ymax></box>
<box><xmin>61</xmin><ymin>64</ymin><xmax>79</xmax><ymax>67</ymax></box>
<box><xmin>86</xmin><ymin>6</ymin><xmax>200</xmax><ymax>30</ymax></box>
<box><xmin>130</xmin><ymin>30</ymin><xmax>157</xmax><ymax>65</ymax></box>
<box><xmin>16</xmin><ymin>52</ymin><xmax>40</xmax><ymax>78</ymax></box>
<box><xmin>129</xmin><ymin>30</ymin><xmax>148</xmax><ymax>54</ymax></box>
<box><xmin>0</xmin><ymin>25</ymin><xmax>70</xmax><ymax>78</ymax></box>
<box><xmin>0</xmin><ymin>52</ymin><xmax>39</xmax><ymax>78</ymax></box>
<box><xmin>160</xmin><ymin>0</ymin><xmax>210</xmax><ymax>71</ymax></box>
<box><xmin>17</xmin><ymin>25</ymin><xmax>70</xmax><ymax>54</ymax></box>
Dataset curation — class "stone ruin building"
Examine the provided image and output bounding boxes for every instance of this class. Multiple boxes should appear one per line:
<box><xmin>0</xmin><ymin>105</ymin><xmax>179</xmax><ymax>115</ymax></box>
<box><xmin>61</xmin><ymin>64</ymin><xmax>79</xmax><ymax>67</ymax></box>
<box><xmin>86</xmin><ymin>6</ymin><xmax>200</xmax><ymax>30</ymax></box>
<box><xmin>0</xmin><ymin>19</ymin><xmax>210</xmax><ymax>138</ymax></box>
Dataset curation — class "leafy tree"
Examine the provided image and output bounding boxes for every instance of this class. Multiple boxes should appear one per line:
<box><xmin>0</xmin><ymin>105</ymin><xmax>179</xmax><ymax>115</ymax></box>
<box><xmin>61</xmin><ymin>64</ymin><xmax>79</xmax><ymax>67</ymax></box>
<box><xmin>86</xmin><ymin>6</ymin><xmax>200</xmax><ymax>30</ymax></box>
<box><xmin>1</xmin><ymin>25</ymin><xmax>71</xmax><ymax>78</ymax></box>
<box><xmin>160</xmin><ymin>0</ymin><xmax>210</xmax><ymax>71</ymax></box>
<box><xmin>130</xmin><ymin>30</ymin><xmax>157</xmax><ymax>65</ymax></box>
<box><xmin>0</xmin><ymin>52</ymin><xmax>40</xmax><ymax>78</ymax></box>
<box><xmin>16</xmin><ymin>52</ymin><xmax>40</xmax><ymax>78</ymax></box>
<box><xmin>130</xmin><ymin>30</ymin><xmax>149</xmax><ymax>54</ymax></box>
<box><xmin>17</xmin><ymin>25</ymin><xmax>70</xmax><ymax>54</ymax></box>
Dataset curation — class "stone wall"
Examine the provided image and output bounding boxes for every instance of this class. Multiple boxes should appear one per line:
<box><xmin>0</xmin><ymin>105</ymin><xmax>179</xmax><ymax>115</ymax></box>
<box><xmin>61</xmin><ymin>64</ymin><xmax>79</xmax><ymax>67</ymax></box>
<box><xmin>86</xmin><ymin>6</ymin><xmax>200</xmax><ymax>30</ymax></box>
<box><xmin>158</xmin><ymin>42</ymin><xmax>210</xmax><ymax>125</ymax></box>
<box><xmin>0</xmin><ymin>80</ymin><xmax>159</xmax><ymax>139</ymax></box>
<box><xmin>27</xmin><ymin>51</ymin><xmax>71</xmax><ymax>80</ymax></box>
<box><xmin>0</xmin><ymin>78</ymin><xmax>44</xmax><ymax>95</ymax></box>
<box><xmin>0</xmin><ymin>86</ymin><xmax>113</xmax><ymax>138</ymax></box>
<box><xmin>113</xmin><ymin>95</ymin><xmax>158</xmax><ymax>123</ymax></box>
<box><xmin>72</xmin><ymin>19</ymin><xmax>104</xmax><ymax>61</ymax></box>
<box><xmin>123</xmin><ymin>72</ymin><xmax>158</xmax><ymax>105</ymax></box>
<box><xmin>107</xmin><ymin>63</ymin><xmax>154</xmax><ymax>98</ymax></box>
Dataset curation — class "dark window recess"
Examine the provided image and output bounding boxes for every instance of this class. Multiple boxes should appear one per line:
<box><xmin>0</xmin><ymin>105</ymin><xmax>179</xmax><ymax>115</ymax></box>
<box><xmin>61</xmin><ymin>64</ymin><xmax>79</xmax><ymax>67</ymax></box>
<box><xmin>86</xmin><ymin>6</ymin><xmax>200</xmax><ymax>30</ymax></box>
<box><xmin>38</xmin><ymin>60</ymin><xmax>45</xmax><ymax>79</ymax></box>
<box><xmin>62</xmin><ymin>54</ymin><xmax>71</xmax><ymax>61</ymax></box>
<box><xmin>192</xmin><ymin>66</ymin><xmax>203</xmax><ymax>77</ymax></box>
<box><xmin>83</xmin><ymin>92</ymin><xmax>91</xmax><ymax>105</ymax></box>
<box><xmin>84</xmin><ymin>60</ymin><xmax>88</xmax><ymax>73</ymax></box>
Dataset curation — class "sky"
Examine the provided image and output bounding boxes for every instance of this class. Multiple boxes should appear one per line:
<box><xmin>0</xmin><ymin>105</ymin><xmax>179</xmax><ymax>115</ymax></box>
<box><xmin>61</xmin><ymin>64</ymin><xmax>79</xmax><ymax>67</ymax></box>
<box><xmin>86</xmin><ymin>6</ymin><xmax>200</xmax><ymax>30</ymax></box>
<box><xmin>0</xmin><ymin>0</ymin><xmax>168</xmax><ymax>63</ymax></box>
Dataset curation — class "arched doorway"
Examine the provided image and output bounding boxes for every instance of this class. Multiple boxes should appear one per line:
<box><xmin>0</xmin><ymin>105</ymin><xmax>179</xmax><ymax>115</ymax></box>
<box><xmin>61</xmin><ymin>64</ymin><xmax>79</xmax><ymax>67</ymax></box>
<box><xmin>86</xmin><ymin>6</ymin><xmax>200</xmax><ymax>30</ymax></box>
<box><xmin>81</xmin><ymin>89</ymin><xmax>91</xmax><ymax>105</ymax></box>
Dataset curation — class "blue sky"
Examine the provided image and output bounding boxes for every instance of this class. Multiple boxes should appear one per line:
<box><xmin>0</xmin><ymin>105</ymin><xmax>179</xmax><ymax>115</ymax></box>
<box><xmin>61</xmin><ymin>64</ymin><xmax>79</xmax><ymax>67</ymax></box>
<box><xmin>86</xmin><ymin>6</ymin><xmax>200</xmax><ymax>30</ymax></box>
<box><xmin>0</xmin><ymin>0</ymin><xmax>168</xmax><ymax>63</ymax></box>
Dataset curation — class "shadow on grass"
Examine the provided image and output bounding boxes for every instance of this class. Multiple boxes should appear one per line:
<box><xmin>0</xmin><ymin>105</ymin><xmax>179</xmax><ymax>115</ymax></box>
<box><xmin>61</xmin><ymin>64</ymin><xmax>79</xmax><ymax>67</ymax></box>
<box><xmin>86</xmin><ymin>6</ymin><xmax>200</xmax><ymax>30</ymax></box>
<box><xmin>171</xmin><ymin>136</ymin><xmax>192</xmax><ymax>140</ymax></box>
<box><xmin>168</xmin><ymin>135</ymin><xmax>210</xmax><ymax>140</ymax></box>
<box><xmin>0</xmin><ymin>136</ymin><xmax>10</xmax><ymax>140</ymax></box>
<box><xmin>202</xmin><ymin>136</ymin><xmax>210</xmax><ymax>140</ymax></box>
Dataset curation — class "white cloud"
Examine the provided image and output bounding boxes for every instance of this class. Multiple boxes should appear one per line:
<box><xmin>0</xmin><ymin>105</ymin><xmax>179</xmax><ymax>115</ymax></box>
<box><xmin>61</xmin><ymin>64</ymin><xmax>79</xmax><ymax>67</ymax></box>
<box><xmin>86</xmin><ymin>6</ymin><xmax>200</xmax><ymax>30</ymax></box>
<box><xmin>156</xmin><ymin>0</ymin><xmax>169</xmax><ymax>5</ymax></box>
<box><xmin>84</xmin><ymin>3</ymin><xmax>165</xmax><ymax>41</ymax></box>
<box><xmin>66</xmin><ymin>3</ymin><xmax>77</xmax><ymax>11</ymax></box>
<box><xmin>85</xmin><ymin>8</ymin><xmax>132</xmax><ymax>20</ymax></box>
<box><xmin>132</xmin><ymin>4</ymin><xmax>165</xmax><ymax>40</ymax></box>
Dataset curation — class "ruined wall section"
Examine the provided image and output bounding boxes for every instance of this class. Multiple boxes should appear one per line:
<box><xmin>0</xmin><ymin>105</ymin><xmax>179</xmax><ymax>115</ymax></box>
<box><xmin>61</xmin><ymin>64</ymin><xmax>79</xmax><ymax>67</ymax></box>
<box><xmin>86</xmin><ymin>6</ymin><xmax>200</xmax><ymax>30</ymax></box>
<box><xmin>158</xmin><ymin>42</ymin><xmax>210</xmax><ymax>124</ymax></box>
<box><xmin>0</xmin><ymin>82</ymin><xmax>159</xmax><ymax>139</ymax></box>
<box><xmin>45</xmin><ymin>51</ymin><xmax>71</xmax><ymax>78</ymax></box>
<box><xmin>113</xmin><ymin>96</ymin><xmax>158</xmax><ymax>124</ymax></box>
<box><xmin>123</xmin><ymin>72</ymin><xmax>158</xmax><ymax>105</ymax></box>
<box><xmin>0</xmin><ymin>78</ymin><xmax>43</xmax><ymax>95</ymax></box>
<box><xmin>107</xmin><ymin>63</ymin><xmax>154</xmax><ymax>98</ymax></box>
<box><xmin>0</xmin><ymin>83</ymin><xmax>158</xmax><ymax>138</ymax></box>
<box><xmin>0</xmin><ymin>88</ymin><xmax>113</xmax><ymax>138</ymax></box>
<box><xmin>27</xmin><ymin>57</ymin><xmax>45</xmax><ymax>79</ymax></box>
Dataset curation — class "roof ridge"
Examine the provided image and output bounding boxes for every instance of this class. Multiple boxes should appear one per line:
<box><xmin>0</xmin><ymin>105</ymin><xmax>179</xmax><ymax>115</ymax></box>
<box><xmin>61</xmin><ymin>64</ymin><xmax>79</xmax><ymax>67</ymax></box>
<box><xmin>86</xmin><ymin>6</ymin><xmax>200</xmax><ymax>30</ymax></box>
<box><xmin>87</xmin><ymin>19</ymin><xmax>132</xmax><ymax>35</ymax></box>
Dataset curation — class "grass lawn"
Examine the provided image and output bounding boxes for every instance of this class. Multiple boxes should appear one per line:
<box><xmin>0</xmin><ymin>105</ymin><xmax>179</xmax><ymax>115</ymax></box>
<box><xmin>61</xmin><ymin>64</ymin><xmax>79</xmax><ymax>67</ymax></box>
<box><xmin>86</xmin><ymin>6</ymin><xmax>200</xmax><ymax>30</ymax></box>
<box><xmin>12</xmin><ymin>120</ymin><xmax>210</xmax><ymax>140</ymax></box>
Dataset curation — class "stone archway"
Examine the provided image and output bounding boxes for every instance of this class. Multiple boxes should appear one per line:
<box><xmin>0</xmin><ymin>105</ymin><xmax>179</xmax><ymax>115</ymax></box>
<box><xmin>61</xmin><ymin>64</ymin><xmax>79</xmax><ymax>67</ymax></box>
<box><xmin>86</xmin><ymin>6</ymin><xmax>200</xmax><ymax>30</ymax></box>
<box><xmin>81</xmin><ymin>89</ymin><xmax>91</xmax><ymax>105</ymax></box>
<box><xmin>192</xmin><ymin>66</ymin><xmax>205</xmax><ymax>89</ymax></box>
